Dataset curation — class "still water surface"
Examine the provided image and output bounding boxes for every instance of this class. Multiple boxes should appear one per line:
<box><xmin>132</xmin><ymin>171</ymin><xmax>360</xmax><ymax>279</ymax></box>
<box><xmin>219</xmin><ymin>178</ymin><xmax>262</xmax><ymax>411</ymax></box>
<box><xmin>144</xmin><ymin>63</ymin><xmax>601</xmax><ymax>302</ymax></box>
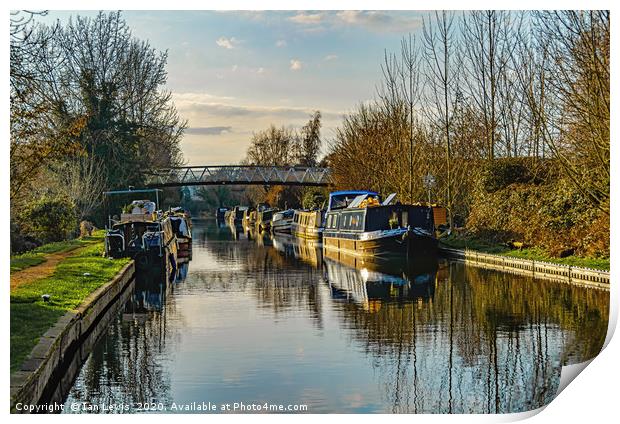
<box><xmin>63</xmin><ymin>219</ymin><xmax>609</xmax><ymax>413</ymax></box>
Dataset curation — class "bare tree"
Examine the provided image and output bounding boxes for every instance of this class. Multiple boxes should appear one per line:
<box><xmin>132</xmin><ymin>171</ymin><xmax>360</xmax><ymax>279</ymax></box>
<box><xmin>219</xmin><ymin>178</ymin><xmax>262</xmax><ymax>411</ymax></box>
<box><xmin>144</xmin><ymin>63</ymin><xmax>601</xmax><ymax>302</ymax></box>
<box><xmin>422</xmin><ymin>11</ymin><xmax>459</xmax><ymax>228</ymax></box>
<box><xmin>527</xmin><ymin>11</ymin><xmax>609</xmax><ymax>212</ymax></box>
<box><xmin>44</xmin><ymin>151</ymin><xmax>106</xmax><ymax>220</ymax></box>
<box><xmin>461</xmin><ymin>11</ymin><xmax>513</xmax><ymax>160</ymax></box>
<box><xmin>379</xmin><ymin>34</ymin><xmax>422</xmax><ymax>202</ymax></box>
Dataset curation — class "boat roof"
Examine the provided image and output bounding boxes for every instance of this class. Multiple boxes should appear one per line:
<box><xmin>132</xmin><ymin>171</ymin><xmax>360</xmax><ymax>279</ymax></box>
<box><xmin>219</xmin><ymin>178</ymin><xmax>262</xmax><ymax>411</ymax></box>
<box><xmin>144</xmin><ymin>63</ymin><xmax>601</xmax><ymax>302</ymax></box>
<box><xmin>329</xmin><ymin>190</ymin><xmax>378</xmax><ymax>197</ymax></box>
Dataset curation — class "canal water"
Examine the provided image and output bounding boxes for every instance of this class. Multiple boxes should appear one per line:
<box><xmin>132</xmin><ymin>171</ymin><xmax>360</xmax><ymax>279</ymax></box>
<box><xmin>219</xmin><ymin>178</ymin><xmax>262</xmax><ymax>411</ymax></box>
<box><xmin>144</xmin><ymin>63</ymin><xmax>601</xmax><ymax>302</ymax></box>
<box><xmin>63</xmin><ymin>219</ymin><xmax>609</xmax><ymax>414</ymax></box>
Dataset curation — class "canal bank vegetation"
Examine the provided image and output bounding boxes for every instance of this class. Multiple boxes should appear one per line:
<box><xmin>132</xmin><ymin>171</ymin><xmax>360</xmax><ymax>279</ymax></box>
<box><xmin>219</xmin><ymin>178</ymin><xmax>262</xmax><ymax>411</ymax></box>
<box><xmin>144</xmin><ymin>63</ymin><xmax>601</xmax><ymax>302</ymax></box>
<box><xmin>10</xmin><ymin>236</ymin><xmax>99</xmax><ymax>273</ymax></box>
<box><xmin>326</xmin><ymin>11</ymin><xmax>609</xmax><ymax>265</ymax></box>
<box><xmin>10</xmin><ymin>11</ymin><xmax>185</xmax><ymax>253</ymax></box>
<box><xmin>10</xmin><ymin>231</ymin><xmax>131</xmax><ymax>371</ymax></box>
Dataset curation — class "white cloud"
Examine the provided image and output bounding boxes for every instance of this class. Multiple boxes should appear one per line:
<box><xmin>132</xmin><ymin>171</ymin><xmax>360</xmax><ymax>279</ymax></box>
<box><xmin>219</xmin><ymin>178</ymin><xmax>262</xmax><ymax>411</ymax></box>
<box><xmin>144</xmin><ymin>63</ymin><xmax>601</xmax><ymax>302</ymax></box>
<box><xmin>171</xmin><ymin>92</ymin><xmax>343</xmax><ymax>121</ymax></box>
<box><xmin>185</xmin><ymin>126</ymin><xmax>233</xmax><ymax>135</ymax></box>
<box><xmin>285</xmin><ymin>11</ymin><xmax>422</xmax><ymax>34</ymax></box>
<box><xmin>288</xmin><ymin>12</ymin><xmax>325</xmax><ymax>25</ymax></box>
<box><xmin>257</xmin><ymin>67</ymin><xmax>265</xmax><ymax>74</ymax></box>
<box><xmin>231</xmin><ymin>64</ymin><xmax>238</xmax><ymax>72</ymax></box>
<box><xmin>335</xmin><ymin>11</ymin><xmax>422</xmax><ymax>33</ymax></box>
<box><xmin>275</xmin><ymin>40</ymin><xmax>287</xmax><ymax>48</ymax></box>
<box><xmin>216</xmin><ymin>36</ymin><xmax>240</xmax><ymax>49</ymax></box>
<box><xmin>324</xmin><ymin>54</ymin><xmax>338</xmax><ymax>61</ymax></box>
<box><xmin>289</xmin><ymin>59</ymin><xmax>303</xmax><ymax>71</ymax></box>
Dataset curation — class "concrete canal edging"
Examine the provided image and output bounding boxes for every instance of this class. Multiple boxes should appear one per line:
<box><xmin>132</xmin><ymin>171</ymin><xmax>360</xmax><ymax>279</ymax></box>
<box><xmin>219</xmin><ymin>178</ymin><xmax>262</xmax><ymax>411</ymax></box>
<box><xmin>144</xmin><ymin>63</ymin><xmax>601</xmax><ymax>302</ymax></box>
<box><xmin>440</xmin><ymin>247</ymin><xmax>609</xmax><ymax>290</ymax></box>
<box><xmin>10</xmin><ymin>261</ymin><xmax>136</xmax><ymax>413</ymax></box>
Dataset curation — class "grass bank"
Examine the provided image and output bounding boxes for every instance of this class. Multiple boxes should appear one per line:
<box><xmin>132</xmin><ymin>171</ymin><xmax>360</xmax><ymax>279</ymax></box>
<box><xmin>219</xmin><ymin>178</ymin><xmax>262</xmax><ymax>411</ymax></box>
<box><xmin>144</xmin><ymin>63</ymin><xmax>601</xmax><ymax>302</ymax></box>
<box><xmin>440</xmin><ymin>235</ymin><xmax>609</xmax><ymax>271</ymax></box>
<box><xmin>10</xmin><ymin>233</ymin><xmax>130</xmax><ymax>371</ymax></box>
<box><xmin>10</xmin><ymin>236</ymin><xmax>100</xmax><ymax>273</ymax></box>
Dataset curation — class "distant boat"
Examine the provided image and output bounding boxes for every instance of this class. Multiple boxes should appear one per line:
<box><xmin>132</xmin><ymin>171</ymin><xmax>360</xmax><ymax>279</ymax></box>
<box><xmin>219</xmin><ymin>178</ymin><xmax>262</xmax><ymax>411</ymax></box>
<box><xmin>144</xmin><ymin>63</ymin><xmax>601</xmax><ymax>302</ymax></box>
<box><xmin>256</xmin><ymin>208</ymin><xmax>277</xmax><ymax>232</ymax></box>
<box><xmin>291</xmin><ymin>209</ymin><xmax>324</xmax><ymax>240</ymax></box>
<box><xmin>271</xmin><ymin>209</ymin><xmax>294</xmax><ymax>234</ymax></box>
<box><xmin>225</xmin><ymin>205</ymin><xmax>248</xmax><ymax>225</ymax></box>
<box><xmin>215</xmin><ymin>207</ymin><xmax>229</xmax><ymax>221</ymax></box>
<box><xmin>168</xmin><ymin>207</ymin><xmax>192</xmax><ymax>260</ymax></box>
<box><xmin>323</xmin><ymin>192</ymin><xmax>437</xmax><ymax>258</ymax></box>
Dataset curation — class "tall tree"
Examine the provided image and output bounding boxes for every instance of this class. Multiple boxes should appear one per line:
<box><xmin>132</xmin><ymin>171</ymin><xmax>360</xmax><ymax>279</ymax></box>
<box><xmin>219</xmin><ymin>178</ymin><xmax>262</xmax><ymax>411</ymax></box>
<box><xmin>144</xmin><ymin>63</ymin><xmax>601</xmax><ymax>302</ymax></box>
<box><xmin>422</xmin><ymin>11</ymin><xmax>459</xmax><ymax>228</ymax></box>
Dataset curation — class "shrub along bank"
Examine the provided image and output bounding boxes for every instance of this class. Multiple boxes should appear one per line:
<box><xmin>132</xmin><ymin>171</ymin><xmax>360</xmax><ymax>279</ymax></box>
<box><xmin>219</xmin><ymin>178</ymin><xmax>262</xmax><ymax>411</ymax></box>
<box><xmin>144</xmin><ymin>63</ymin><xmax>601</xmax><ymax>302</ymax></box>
<box><xmin>452</xmin><ymin>158</ymin><xmax>610</xmax><ymax>268</ymax></box>
<box><xmin>440</xmin><ymin>235</ymin><xmax>609</xmax><ymax>271</ymax></box>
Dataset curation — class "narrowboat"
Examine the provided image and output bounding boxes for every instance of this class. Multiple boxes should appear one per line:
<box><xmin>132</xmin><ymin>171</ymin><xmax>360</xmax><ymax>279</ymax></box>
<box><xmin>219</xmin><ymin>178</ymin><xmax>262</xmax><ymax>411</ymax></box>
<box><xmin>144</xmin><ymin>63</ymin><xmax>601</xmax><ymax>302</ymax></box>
<box><xmin>256</xmin><ymin>208</ymin><xmax>277</xmax><ymax>232</ymax></box>
<box><xmin>291</xmin><ymin>190</ymin><xmax>379</xmax><ymax>240</ymax></box>
<box><xmin>323</xmin><ymin>192</ymin><xmax>437</xmax><ymax>258</ymax></box>
<box><xmin>215</xmin><ymin>207</ymin><xmax>229</xmax><ymax>221</ymax></box>
<box><xmin>168</xmin><ymin>207</ymin><xmax>192</xmax><ymax>260</ymax></box>
<box><xmin>105</xmin><ymin>200</ymin><xmax>178</xmax><ymax>277</ymax></box>
<box><xmin>243</xmin><ymin>208</ymin><xmax>257</xmax><ymax>228</ymax></box>
<box><xmin>226</xmin><ymin>205</ymin><xmax>248</xmax><ymax>225</ymax></box>
<box><xmin>271</xmin><ymin>209</ymin><xmax>295</xmax><ymax>234</ymax></box>
<box><xmin>291</xmin><ymin>209</ymin><xmax>324</xmax><ymax>240</ymax></box>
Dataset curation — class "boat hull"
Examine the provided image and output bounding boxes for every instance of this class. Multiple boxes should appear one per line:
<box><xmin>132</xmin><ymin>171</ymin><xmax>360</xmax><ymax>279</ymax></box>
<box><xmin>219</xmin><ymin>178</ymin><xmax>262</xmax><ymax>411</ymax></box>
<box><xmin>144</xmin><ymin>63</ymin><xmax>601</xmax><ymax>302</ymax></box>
<box><xmin>323</xmin><ymin>228</ymin><xmax>437</xmax><ymax>258</ymax></box>
<box><xmin>292</xmin><ymin>225</ymin><xmax>323</xmax><ymax>240</ymax></box>
<box><xmin>272</xmin><ymin>219</ymin><xmax>292</xmax><ymax>234</ymax></box>
<box><xmin>177</xmin><ymin>236</ymin><xmax>192</xmax><ymax>259</ymax></box>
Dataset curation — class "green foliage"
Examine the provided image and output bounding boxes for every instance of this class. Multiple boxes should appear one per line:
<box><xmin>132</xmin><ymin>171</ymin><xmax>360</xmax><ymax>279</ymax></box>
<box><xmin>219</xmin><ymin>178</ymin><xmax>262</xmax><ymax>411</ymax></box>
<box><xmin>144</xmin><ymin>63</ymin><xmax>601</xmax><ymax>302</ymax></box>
<box><xmin>10</xmin><ymin>303</ymin><xmax>65</xmax><ymax>372</ymax></box>
<box><xmin>10</xmin><ymin>232</ymin><xmax>102</xmax><ymax>273</ymax></box>
<box><xmin>19</xmin><ymin>196</ymin><xmax>76</xmax><ymax>244</ymax></box>
<box><xmin>10</xmin><ymin>236</ymin><xmax>130</xmax><ymax>370</ymax></box>
<box><xmin>10</xmin><ymin>253</ymin><xmax>45</xmax><ymax>273</ymax></box>
<box><xmin>301</xmin><ymin>188</ymin><xmax>327</xmax><ymax>209</ymax></box>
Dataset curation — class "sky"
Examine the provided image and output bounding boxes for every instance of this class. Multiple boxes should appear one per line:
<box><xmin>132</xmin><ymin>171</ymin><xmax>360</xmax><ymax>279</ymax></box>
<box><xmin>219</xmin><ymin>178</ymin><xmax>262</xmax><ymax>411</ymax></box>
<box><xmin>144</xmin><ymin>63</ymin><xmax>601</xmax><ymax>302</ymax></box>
<box><xmin>39</xmin><ymin>10</ymin><xmax>427</xmax><ymax>165</ymax></box>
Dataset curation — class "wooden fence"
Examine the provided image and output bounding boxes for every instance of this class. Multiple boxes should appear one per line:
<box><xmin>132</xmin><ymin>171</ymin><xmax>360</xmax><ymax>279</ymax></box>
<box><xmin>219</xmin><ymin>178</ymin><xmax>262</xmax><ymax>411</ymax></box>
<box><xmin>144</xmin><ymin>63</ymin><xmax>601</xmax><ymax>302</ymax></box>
<box><xmin>440</xmin><ymin>247</ymin><xmax>609</xmax><ymax>290</ymax></box>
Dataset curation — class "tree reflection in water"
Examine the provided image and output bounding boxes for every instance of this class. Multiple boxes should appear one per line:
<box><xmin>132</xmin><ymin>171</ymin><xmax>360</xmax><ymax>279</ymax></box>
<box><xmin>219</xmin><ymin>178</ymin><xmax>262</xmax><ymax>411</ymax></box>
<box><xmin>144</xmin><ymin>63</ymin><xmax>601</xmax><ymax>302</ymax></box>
<box><xmin>325</xmin><ymin>256</ymin><xmax>608</xmax><ymax>413</ymax></box>
<box><xmin>63</xmin><ymin>220</ymin><xmax>608</xmax><ymax>414</ymax></box>
<box><xmin>65</xmin><ymin>270</ymin><xmax>183</xmax><ymax>411</ymax></box>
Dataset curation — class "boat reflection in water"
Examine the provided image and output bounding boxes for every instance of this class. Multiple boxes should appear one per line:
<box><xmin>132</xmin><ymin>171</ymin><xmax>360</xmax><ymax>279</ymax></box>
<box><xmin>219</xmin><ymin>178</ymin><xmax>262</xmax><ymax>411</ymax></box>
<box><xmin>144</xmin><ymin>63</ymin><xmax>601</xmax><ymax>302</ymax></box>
<box><xmin>175</xmin><ymin>261</ymin><xmax>190</xmax><ymax>284</ymax></box>
<box><xmin>323</xmin><ymin>249</ymin><xmax>438</xmax><ymax>311</ymax></box>
<box><xmin>122</xmin><ymin>272</ymin><xmax>169</xmax><ymax>324</ymax></box>
<box><xmin>62</xmin><ymin>220</ymin><xmax>609</xmax><ymax>414</ymax></box>
<box><xmin>216</xmin><ymin>216</ymin><xmax>228</xmax><ymax>229</ymax></box>
<box><xmin>227</xmin><ymin>221</ymin><xmax>248</xmax><ymax>241</ymax></box>
<box><xmin>272</xmin><ymin>233</ymin><xmax>323</xmax><ymax>268</ymax></box>
<box><xmin>245</xmin><ymin>224</ymin><xmax>273</xmax><ymax>247</ymax></box>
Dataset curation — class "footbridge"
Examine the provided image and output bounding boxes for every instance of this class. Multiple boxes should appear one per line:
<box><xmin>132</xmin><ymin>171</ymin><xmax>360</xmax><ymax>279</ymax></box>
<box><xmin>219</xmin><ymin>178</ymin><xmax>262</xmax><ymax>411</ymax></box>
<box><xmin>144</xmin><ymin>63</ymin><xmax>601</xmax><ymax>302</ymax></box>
<box><xmin>145</xmin><ymin>165</ymin><xmax>332</xmax><ymax>188</ymax></box>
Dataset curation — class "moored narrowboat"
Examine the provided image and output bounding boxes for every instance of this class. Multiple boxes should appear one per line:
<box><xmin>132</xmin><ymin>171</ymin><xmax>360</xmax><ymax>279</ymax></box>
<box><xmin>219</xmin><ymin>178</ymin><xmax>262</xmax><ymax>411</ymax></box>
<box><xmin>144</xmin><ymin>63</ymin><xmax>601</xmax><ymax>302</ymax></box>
<box><xmin>291</xmin><ymin>209</ymin><xmax>324</xmax><ymax>240</ymax></box>
<box><xmin>323</xmin><ymin>192</ymin><xmax>437</xmax><ymax>258</ymax></box>
<box><xmin>256</xmin><ymin>208</ymin><xmax>277</xmax><ymax>232</ymax></box>
<box><xmin>271</xmin><ymin>209</ymin><xmax>295</xmax><ymax>234</ymax></box>
<box><xmin>215</xmin><ymin>207</ymin><xmax>229</xmax><ymax>221</ymax></box>
<box><xmin>226</xmin><ymin>205</ymin><xmax>248</xmax><ymax>225</ymax></box>
<box><xmin>105</xmin><ymin>200</ymin><xmax>178</xmax><ymax>277</ymax></box>
<box><xmin>168</xmin><ymin>207</ymin><xmax>193</xmax><ymax>260</ymax></box>
<box><xmin>290</xmin><ymin>191</ymin><xmax>376</xmax><ymax>240</ymax></box>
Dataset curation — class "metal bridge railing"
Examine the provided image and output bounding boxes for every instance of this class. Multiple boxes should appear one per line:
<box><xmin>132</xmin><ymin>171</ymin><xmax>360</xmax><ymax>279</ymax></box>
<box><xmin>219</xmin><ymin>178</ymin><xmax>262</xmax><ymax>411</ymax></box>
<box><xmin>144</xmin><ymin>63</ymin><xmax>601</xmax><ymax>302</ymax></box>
<box><xmin>145</xmin><ymin>165</ymin><xmax>332</xmax><ymax>187</ymax></box>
